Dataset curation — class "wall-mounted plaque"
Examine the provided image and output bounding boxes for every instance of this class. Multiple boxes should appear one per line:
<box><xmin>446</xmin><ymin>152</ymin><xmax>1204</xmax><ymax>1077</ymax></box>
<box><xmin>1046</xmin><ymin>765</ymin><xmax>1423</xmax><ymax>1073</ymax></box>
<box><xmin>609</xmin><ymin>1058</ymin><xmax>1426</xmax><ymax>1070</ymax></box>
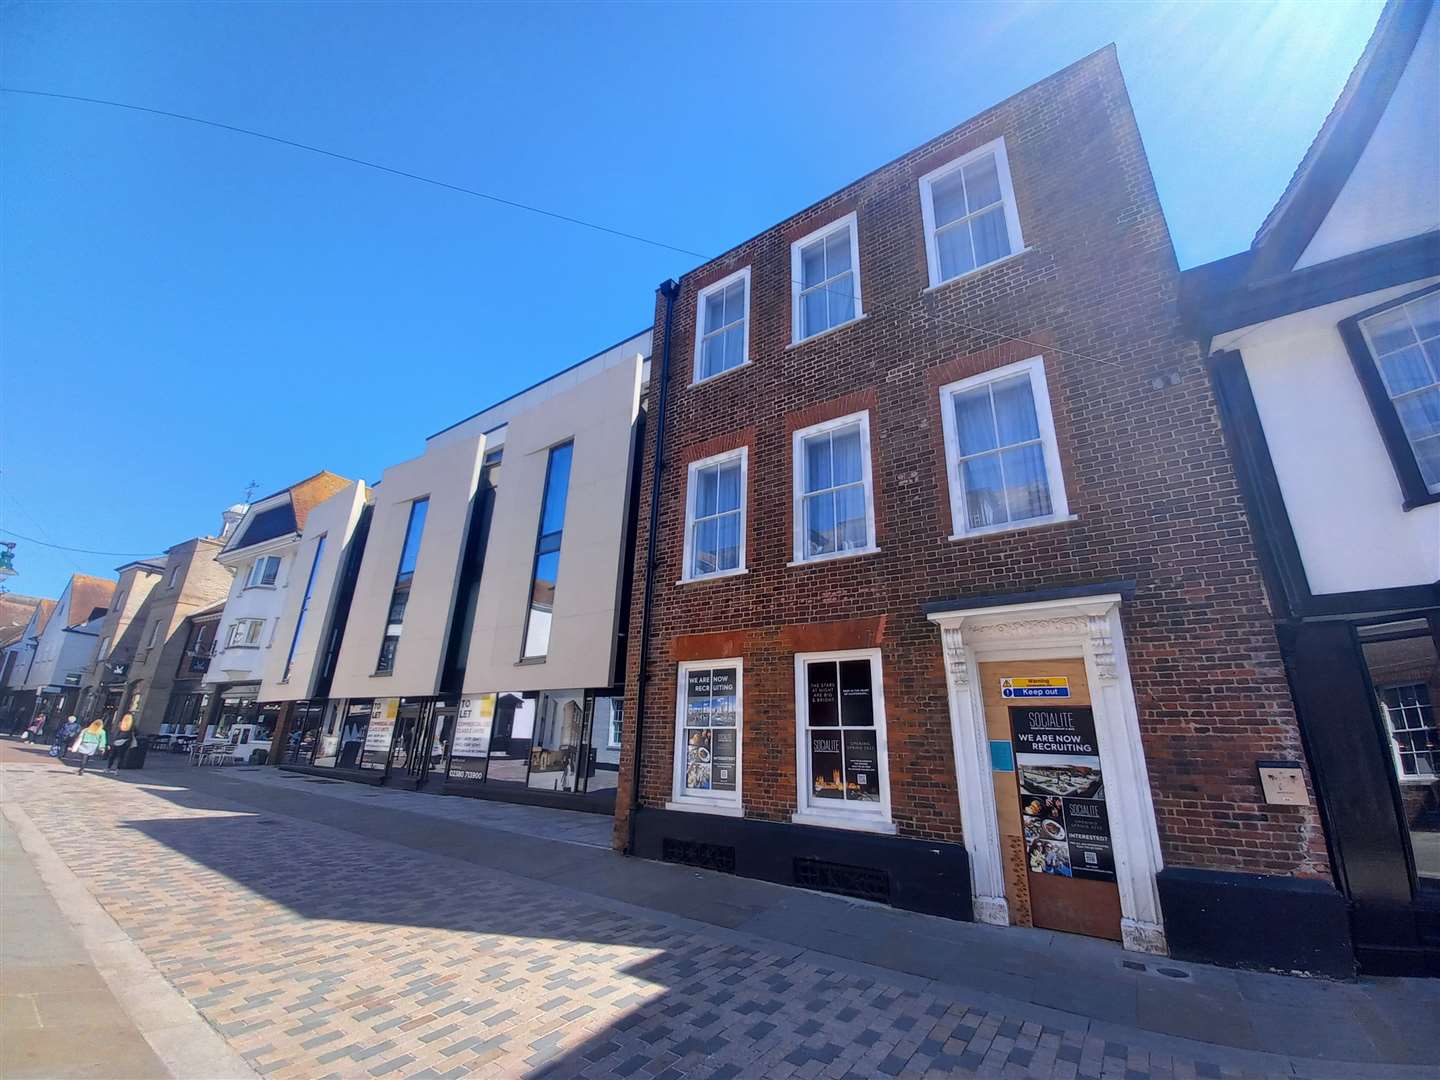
<box><xmin>1257</xmin><ymin>760</ymin><xmax>1310</xmax><ymax>806</ymax></box>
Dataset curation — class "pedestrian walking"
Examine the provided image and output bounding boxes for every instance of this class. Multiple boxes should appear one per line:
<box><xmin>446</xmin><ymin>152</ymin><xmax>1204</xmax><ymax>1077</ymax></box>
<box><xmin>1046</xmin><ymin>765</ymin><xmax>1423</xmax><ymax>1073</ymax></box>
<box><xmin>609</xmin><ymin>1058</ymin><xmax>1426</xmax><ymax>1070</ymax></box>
<box><xmin>105</xmin><ymin>712</ymin><xmax>139</xmax><ymax>774</ymax></box>
<box><xmin>51</xmin><ymin>716</ymin><xmax>80</xmax><ymax>760</ymax></box>
<box><xmin>72</xmin><ymin>718</ymin><xmax>107</xmax><ymax>775</ymax></box>
<box><xmin>21</xmin><ymin>713</ymin><xmax>46</xmax><ymax>742</ymax></box>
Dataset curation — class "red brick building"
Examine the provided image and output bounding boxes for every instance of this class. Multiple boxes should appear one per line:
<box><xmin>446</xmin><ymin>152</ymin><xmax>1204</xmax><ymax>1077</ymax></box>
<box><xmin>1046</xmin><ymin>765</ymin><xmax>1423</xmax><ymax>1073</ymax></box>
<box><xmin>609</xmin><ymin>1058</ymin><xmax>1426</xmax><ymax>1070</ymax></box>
<box><xmin>615</xmin><ymin>46</ymin><xmax>1350</xmax><ymax>975</ymax></box>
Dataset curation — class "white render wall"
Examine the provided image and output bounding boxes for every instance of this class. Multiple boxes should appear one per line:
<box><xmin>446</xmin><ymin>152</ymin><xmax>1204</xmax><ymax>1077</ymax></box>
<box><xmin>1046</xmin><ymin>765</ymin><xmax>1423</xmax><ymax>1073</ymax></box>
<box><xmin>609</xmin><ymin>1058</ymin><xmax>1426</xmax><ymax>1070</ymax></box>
<box><xmin>1215</xmin><ymin>278</ymin><xmax>1440</xmax><ymax>595</ymax></box>
<box><xmin>1296</xmin><ymin>7</ymin><xmax>1439</xmax><ymax>269</ymax></box>
<box><xmin>259</xmin><ymin>481</ymin><xmax>370</xmax><ymax>703</ymax></box>
<box><xmin>207</xmin><ymin>539</ymin><xmax>298</xmax><ymax>686</ymax></box>
<box><xmin>23</xmin><ymin>584</ymin><xmax>101</xmax><ymax>693</ymax></box>
<box><xmin>463</xmin><ymin>353</ymin><xmax>642</xmax><ymax>694</ymax></box>
<box><xmin>329</xmin><ymin>434</ymin><xmax>487</xmax><ymax>700</ymax></box>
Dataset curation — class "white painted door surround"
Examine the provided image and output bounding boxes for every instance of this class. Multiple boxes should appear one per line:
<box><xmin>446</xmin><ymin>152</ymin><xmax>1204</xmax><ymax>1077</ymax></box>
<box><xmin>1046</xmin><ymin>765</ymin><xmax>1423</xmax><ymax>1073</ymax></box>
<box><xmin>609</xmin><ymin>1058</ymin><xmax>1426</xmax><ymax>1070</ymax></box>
<box><xmin>927</xmin><ymin>593</ymin><xmax>1168</xmax><ymax>954</ymax></box>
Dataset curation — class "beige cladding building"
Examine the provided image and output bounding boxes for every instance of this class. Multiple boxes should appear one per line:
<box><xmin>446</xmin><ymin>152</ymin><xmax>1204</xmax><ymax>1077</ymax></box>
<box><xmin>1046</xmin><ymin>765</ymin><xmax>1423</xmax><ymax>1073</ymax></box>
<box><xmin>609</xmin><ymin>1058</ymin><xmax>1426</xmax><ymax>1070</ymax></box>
<box><xmin>269</xmin><ymin>329</ymin><xmax>650</xmax><ymax>809</ymax></box>
<box><xmin>462</xmin><ymin>353</ymin><xmax>642</xmax><ymax>694</ymax></box>
<box><xmin>328</xmin><ymin>438</ymin><xmax>486</xmax><ymax>700</ymax></box>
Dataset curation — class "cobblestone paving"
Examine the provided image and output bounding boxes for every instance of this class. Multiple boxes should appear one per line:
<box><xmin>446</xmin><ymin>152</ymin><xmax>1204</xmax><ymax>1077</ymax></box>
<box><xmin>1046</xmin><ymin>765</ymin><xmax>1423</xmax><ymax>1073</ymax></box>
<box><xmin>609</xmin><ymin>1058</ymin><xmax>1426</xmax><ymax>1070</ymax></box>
<box><xmin>2</xmin><ymin>763</ymin><xmax>1295</xmax><ymax>1079</ymax></box>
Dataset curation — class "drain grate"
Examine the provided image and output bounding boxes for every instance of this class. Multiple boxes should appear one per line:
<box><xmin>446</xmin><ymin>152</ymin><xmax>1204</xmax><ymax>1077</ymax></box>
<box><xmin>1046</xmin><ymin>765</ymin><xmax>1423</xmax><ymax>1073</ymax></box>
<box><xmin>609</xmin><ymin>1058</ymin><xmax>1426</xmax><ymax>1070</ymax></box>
<box><xmin>661</xmin><ymin>837</ymin><xmax>736</xmax><ymax>873</ymax></box>
<box><xmin>793</xmin><ymin>857</ymin><xmax>891</xmax><ymax>904</ymax></box>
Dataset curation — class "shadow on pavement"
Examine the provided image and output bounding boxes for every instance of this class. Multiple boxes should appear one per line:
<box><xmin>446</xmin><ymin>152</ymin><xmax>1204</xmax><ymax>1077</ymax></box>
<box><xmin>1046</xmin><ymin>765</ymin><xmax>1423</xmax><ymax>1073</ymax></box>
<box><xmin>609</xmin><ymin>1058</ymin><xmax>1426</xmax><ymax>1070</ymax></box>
<box><xmin>9</xmin><ymin>751</ymin><xmax>1435</xmax><ymax>1077</ymax></box>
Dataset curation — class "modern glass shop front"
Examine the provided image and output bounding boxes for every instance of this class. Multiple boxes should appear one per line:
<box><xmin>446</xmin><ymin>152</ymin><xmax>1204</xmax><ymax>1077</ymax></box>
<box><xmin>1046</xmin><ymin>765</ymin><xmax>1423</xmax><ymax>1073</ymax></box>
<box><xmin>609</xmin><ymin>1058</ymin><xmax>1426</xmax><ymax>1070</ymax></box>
<box><xmin>292</xmin><ymin>689</ymin><xmax>622</xmax><ymax>811</ymax></box>
<box><xmin>277</xmin><ymin>700</ymin><xmax>327</xmax><ymax>766</ymax></box>
<box><xmin>444</xmin><ymin>689</ymin><xmax>622</xmax><ymax>809</ymax></box>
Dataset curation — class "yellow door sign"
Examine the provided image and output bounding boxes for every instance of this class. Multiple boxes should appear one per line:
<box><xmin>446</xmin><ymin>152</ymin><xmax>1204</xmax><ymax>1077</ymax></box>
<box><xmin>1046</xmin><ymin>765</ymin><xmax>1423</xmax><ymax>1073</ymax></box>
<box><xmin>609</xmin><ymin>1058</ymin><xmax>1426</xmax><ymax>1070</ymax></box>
<box><xmin>1000</xmin><ymin>676</ymin><xmax>1070</xmax><ymax>700</ymax></box>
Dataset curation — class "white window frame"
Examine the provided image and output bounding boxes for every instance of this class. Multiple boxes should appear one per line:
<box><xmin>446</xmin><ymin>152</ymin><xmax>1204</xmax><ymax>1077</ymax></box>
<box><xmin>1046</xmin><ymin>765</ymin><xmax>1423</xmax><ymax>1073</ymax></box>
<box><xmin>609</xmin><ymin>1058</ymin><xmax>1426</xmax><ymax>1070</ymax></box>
<box><xmin>790</xmin><ymin>211</ymin><xmax>863</xmax><ymax>345</ymax></box>
<box><xmin>97</xmin><ymin>635</ymin><xmax>111</xmax><ymax>660</ymax></box>
<box><xmin>246</xmin><ymin>555</ymin><xmax>280</xmax><ymax>589</ymax></box>
<box><xmin>938</xmin><ymin>355</ymin><xmax>1070</xmax><ymax>539</ymax></box>
<box><xmin>789</xmin><ymin>411</ymin><xmax>878</xmax><ymax>565</ymax></box>
<box><xmin>146</xmin><ymin>621</ymin><xmax>162</xmax><ymax>649</ymax></box>
<box><xmin>680</xmin><ymin>448</ymin><xmax>749</xmax><ymax>583</ymax></box>
<box><xmin>167</xmin><ymin>565</ymin><xmax>180</xmax><ymax>589</ymax></box>
<box><xmin>692</xmin><ymin>266</ymin><xmax>752</xmax><ymax>385</ymax></box>
<box><xmin>669</xmin><ymin>658</ymin><xmax>744</xmax><ymax>816</ymax></box>
<box><xmin>792</xmin><ymin>648</ymin><xmax>894</xmax><ymax>834</ymax></box>
<box><xmin>607</xmin><ymin>702</ymin><xmax>623</xmax><ymax>750</ymax></box>
<box><xmin>918</xmin><ymin>136</ymin><xmax>1026</xmax><ymax>290</ymax></box>
<box><xmin>1378</xmin><ymin>682</ymin><xmax>1438</xmax><ymax>782</ymax></box>
<box><xmin>228</xmin><ymin>618</ymin><xmax>264</xmax><ymax>648</ymax></box>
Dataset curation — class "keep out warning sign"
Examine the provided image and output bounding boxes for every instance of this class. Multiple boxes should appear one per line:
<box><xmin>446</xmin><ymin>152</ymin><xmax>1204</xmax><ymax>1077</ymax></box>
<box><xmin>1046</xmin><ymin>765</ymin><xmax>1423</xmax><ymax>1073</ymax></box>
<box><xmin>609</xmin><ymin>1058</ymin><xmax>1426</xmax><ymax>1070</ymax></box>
<box><xmin>1000</xmin><ymin>676</ymin><xmax>1070</xmax><ymax>699</ymax></box>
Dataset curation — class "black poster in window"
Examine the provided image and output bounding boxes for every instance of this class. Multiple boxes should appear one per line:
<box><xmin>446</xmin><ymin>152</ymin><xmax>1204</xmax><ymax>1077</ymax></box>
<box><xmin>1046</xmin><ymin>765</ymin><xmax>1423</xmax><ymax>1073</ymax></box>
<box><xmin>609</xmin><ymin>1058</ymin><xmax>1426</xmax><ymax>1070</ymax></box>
<box><xmin>709</xmin><ymin>667</ymin><xmax>737</xmax><ymax>727</ymax></box>
<box><xmin>712</xmin><ymin>728</ymin><xmax>737</xmax><ymax>791</ymax></box>
<box><xmin>810</xmin><ymin>732</ymin><xmax>844</xmax><ymax>799</ymax></box>
<box><xmin>838</xmin><ymin>659</ymin><xmax>874</xmax><ymax>726</ymax></box>
<box><xmin>1010</xmin><ymin>705</ymin><xmax>1113</xmax><ymax>882</ymax></box>
<box><xmin>806</xmin><ymin>662</ymin><xmax>839</xmax><ymax>726</ymax></box>
<box><xmin>686</xmin><ymin>669</ymin><xmax>712</xmax><ymax>726</ymax></box>
<box><xmin>842</xmin><ymin>729</ymin><xmax>880</xmax><ymax>801</ymax></box>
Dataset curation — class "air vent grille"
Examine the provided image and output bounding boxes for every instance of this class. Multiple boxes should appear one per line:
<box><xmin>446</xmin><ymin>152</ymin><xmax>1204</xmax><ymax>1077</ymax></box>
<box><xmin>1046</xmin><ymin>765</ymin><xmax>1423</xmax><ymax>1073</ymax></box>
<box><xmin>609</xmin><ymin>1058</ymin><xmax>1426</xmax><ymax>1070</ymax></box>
<box><xmin>793</xmin><ymin>857</ymin><xmax>891</xmax><ymax>903</ymax></box>
<box><xmin>661</xmin><ymin>837</ymin><xmax>736</xmax><ymax>873</ymax></box>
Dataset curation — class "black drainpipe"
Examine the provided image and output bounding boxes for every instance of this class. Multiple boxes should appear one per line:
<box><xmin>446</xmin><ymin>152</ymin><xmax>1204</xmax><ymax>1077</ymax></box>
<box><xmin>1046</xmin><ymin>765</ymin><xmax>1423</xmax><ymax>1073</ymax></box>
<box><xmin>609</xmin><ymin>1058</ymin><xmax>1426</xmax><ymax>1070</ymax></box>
<box><xmin>626</xmin><ymin>278</ymin><xmax>680</xmax><ymax>855</ymax></box>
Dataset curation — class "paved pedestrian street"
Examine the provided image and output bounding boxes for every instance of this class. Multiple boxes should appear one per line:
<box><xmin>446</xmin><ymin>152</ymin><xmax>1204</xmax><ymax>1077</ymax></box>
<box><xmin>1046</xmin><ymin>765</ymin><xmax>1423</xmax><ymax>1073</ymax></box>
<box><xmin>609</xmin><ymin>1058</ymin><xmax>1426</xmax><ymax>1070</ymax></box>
<box><xmin>1</xmin><ymin>748</ymin><xmax>1434</xmax><ymax>1080</ymax></box>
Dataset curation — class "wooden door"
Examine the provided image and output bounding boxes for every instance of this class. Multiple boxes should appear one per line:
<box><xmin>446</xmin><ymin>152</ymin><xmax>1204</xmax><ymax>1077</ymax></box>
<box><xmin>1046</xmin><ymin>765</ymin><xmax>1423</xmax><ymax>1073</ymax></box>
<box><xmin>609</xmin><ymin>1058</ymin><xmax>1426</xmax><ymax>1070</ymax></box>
<box><xmin>978</xmin><ymin>658</ymin><xmax>1122</xmax><ymax>941</ymax></box>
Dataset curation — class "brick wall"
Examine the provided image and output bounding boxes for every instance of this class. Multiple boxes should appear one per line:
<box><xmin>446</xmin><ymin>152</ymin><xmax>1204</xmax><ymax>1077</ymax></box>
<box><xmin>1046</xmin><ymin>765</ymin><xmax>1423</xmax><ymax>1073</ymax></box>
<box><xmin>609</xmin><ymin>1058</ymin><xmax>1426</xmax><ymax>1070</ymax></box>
<box><xmin>615</xmin><ymin>46</ymin><xmax>1331</xmax><ymax>880</ymax></box>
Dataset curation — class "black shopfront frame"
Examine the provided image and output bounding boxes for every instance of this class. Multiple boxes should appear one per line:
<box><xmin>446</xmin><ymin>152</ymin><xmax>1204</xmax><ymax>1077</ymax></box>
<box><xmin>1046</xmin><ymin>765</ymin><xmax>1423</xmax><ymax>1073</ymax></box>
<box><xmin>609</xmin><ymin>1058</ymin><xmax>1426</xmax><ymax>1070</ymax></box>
<box><xmin>1207</xmin><ymin>339</ymin><xmax>1440</xmax><ymax>975</ymax></box>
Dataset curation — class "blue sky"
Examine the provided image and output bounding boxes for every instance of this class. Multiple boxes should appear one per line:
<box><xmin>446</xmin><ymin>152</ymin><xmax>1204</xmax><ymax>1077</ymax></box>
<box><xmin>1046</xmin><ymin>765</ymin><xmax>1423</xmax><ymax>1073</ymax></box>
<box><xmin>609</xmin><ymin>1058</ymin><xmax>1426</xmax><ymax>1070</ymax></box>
<box><xmin>2</xmin><ymin>0</ymin><xmax>1384</xmax><ymax>600</ymax></box>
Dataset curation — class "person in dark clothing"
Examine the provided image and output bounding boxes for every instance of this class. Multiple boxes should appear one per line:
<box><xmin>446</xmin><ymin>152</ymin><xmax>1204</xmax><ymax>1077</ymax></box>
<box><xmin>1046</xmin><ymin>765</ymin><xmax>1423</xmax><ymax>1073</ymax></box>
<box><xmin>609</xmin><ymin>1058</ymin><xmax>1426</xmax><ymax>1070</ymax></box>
<box><xmin>52</xmin><ymin>716</ymin><xmax>81</xmax><ymax>760</ymax></box>
<box><xmin>105</xmin><ymin>712</ymin><xmax>139</xmax><ymax>774</ymax></box>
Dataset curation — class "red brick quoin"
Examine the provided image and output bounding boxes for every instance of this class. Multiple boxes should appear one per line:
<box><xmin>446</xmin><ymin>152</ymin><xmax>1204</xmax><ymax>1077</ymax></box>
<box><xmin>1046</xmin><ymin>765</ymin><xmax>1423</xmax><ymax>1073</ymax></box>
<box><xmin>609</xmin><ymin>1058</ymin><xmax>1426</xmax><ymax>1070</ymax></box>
<box><xmin>613</xmin><ymin>46</ymin><xmax>1330</xmax><ymax>883</ymax></box>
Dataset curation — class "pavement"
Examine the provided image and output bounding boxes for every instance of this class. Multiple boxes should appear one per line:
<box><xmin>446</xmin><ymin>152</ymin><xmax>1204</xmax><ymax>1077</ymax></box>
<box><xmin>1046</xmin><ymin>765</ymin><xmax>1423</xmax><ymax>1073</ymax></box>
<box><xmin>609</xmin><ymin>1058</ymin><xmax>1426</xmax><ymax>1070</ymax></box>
<box><xmin>0</xmin><ymin>738</ymin><xmax>1435</xmax><ymax>1080</ymax></box>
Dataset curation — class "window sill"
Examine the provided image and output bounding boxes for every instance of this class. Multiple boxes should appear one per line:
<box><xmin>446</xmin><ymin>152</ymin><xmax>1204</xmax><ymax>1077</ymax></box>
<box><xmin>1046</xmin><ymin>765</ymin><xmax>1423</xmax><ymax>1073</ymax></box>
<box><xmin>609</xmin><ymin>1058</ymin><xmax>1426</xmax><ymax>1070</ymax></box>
<box><xmin>243</xmin><ymin>584</ymin><xmax>278</xmax><ymax>592</ymax></box>
<box><xmin>677</xmin><ymin>567</ymin><xmax>749</xmax><ymax>586</ymax></box>
<box><xmin>369</xmin><ymin>670</ymin><xmax>394</xmax><ymax>678</ymax></box>
<box><xmin>516</xmin><ymin>656</ymin><xmax>547</xmax><ymax>667</ymax></box>
<box><xmin>1399</xmin><ymin>776</ymin><xmax>1437</xmax><ymax>785</ymax></box>
<box><xmin>947</xmin><ymin>514</ymin><xmax>1079</xmax><ymax>542</ymax></box>
<box><xmin>791</xmin><ymin>810</ymin><xmax>897</xmax><ymax>836</ymax></box>
<box><xmin>921</xmin><ymin>247</ymin><xmax>1033</xmax><ymax>294</ymax></box>
<box><xmin>787</xmin><ymin>546</ymin><xmax>881</xmax><ymax>569</ymax></box>
<box><xmin>665</xmin><ymin>799</ymin><xmax>745</xmax><ymax>818</ymax></box>
<box><xmin>786</xmin><ymin>313</ymin><xmax>868</xmax><ymax>351</ymax></box>
<box><xmin>690</xmin><ymin>359</ymin><xmax>751</xmax><ymax>389</ymax></box>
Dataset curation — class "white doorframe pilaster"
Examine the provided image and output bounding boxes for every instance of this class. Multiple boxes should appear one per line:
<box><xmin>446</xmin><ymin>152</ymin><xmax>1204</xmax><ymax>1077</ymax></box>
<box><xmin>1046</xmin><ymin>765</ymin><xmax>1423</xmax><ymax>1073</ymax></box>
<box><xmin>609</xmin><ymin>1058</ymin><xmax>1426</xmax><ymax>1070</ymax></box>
<box><xmin>928</xmin><ymin>594</ymin><xmax>1168</xmax><ymax>955</ymax></box>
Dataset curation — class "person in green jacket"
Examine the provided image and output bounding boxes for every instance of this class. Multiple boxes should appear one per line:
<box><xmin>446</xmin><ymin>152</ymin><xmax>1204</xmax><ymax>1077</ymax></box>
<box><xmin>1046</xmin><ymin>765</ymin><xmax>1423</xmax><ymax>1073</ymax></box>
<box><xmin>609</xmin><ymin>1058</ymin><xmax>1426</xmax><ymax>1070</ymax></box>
<box><xmin>72</xmin><ymin>718</ymin><xmax>107</xmax><ymax>775</ymax></box>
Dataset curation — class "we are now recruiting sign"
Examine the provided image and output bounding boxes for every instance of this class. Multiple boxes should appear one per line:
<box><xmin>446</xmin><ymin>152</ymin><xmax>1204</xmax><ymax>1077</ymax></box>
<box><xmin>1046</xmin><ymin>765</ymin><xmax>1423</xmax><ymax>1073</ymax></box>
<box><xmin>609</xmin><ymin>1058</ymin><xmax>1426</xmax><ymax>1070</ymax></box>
<box><xmin>999</xmin><ymin>677</ymin><xmax>1070</xmax><ymax>700</ymax></box>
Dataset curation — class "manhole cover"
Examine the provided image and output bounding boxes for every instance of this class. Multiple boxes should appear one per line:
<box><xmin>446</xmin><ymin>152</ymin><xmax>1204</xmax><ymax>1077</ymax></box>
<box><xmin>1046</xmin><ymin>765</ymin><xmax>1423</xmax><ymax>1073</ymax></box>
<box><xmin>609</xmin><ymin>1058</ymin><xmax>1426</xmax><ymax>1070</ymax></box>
<box><xmin>1157</xmin><ymin>967</ymin><xmax>1191</xmax><ymax>979</ymax></box>
<box><xmin>1121</xmin><ymin>960</ymin><xmax>1147</xmax><ymax>972</ymax></box>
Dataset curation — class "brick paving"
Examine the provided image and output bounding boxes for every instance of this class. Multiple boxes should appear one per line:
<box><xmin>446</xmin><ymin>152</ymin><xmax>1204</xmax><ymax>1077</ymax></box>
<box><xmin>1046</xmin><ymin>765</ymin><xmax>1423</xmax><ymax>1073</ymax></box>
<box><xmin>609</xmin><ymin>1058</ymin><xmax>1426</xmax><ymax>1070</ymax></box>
<box><xmin>0</xmin><ymin>758</ymin><xmax>1325</xmax><ymax>1078</ymax></box>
